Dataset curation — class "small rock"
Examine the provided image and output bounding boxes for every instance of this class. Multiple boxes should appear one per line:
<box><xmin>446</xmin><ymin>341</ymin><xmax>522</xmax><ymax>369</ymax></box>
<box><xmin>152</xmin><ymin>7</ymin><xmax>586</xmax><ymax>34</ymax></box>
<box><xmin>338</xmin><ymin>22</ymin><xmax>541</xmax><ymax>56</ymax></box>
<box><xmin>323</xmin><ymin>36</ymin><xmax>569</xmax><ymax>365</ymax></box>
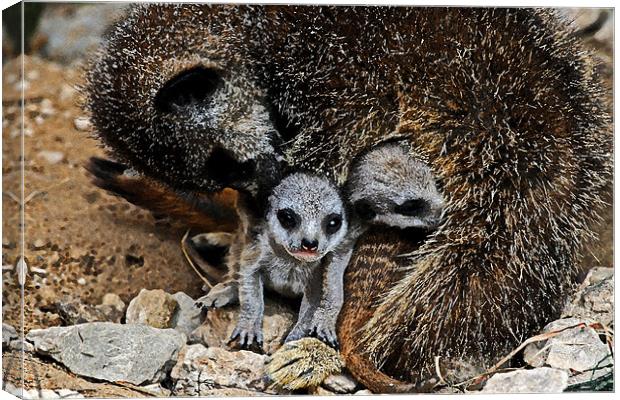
<box><xmin>26</xmin><ymin>322</ymin><xmax>186</xmax><ymax>385</ymax></box>
<box><xmin>4</xmin><ymin>383</ymin><xmax>22</xmax><ymax>397</ymax></box>
<box><xmin>126</xmin><ymin>288</ymin><xmax>179</xmax><ymax>329</ymax></box>
<box><xmin>170</xmin><ymin>292</ymin><xmax>203</xmax><ymax>336</ymax></box>
<box><xmin>482</xmin><ymin>368</ymin><xmax>568</xmax><ymax>393</ymax></box>
<box><xmin>37</xmin><ymin>151</ymin><xmax>65</xmax><ymax>165</ymax></box>
<box><xmin>48</xmin><ymin>252</ymin><xmax>60</xmax><ymax>265</ymax></box>
<box><xmin>190</xmin><ymin>297</ymin><xmax>296</xmax><ymax>354</ymax></box>
<box><xmin>53</xmin><ymin>298</ymin><xmax>121</xmax><ymax>325</ymax></box>
<box><xmin>140</xmin><ymin>384</ymin><xmax>171</xmax><ymax>397</ymax></box>
<box><xmin>323</xmin><ymin>372</ymin><xmax>359</xmax><ymax>393</ymax></box>
<box><xmin>33</xmin><ymin>239</ymin><xmax>47</xmax><ymax>249</ymax></box>
<box><xmin>354</xmin><ymin>389</ymin><xmax>373</xmax><ymax>395</ymax></box>
<box><xmin>523</xmin><ymin>318</ymin><xmax>611</xmax><ymax>373</ymax></box>
<box><xmin>31</xmin><ymin>267</ymin><xmax>47</xmax><ymax>276</ymax></box>
<box><xmin>3</xmin><ymin>323</ymin><xmax>18</xmax><ymax>347</ymax></box>
<box><xmin>77</xmin><ymin>278</ymin><xmax>86</xmax><ymax>286</ymax></box>
<box><xmin>39</xmin><ymin>99</ymin><xmax>55</xmax><ymax>116</ymax></box>
<box><xmin>171</xmin><ymin>344</ymin><xmax>270</xmax><ymax>395</ymax></box>
<box><xmin>73</xmin><ymin>117</ymin><xmax>92</xmax><ymax>132</ymax></box>
<box><xmin>101</xmin><ymin>293</ymin><xmax>125</xmax><ymax>309</ymax></box>
<box><xmin>9</xmin><ymin>339</ymin><xmax>35</xmax><ymax>352</ymax></box>
<box><xmin>563</xmin><ymin>267</ymin><xmax>613</xmax><ymax>326</ymax></box>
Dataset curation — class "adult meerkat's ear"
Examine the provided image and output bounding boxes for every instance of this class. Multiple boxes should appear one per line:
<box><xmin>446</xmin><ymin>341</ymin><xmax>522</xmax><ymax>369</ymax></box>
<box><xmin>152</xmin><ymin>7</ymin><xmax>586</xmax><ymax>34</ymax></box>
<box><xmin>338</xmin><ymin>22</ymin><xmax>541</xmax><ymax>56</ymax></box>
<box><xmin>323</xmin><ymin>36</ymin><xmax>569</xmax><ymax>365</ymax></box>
<box><xmin>154</xmin><ymin>66</ymin><xmax>223</xmax><ymax>113</ymax></box>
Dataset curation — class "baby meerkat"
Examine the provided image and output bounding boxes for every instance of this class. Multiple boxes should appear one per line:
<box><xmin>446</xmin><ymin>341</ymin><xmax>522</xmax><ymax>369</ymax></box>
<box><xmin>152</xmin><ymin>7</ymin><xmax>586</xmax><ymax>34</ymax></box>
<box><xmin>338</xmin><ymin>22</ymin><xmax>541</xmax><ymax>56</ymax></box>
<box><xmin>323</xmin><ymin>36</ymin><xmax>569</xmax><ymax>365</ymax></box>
<box><xmin>346</xmin><ymin>142</ymin><xmax>444</xmax><ymax>230</ymax></box>
<box><xmin>229</xmin><ymin>172</ymin><xmax>350</xmax><ymax>348</ymax></box>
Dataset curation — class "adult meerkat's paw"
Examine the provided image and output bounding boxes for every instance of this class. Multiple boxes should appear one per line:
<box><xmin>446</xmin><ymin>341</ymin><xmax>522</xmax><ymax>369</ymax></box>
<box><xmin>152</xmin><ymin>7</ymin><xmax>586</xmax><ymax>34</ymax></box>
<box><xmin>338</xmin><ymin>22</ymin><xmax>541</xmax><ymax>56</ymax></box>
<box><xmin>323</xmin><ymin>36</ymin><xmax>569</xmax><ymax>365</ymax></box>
<box><xmin>194</xmin><ymin>282</ymin><xmax>239</xmax><ymax>309</ymax></box>
<box><xmin>266</xmin><ymin>337</ymin><xmax>343</xmax><ymax>391</ymax></box>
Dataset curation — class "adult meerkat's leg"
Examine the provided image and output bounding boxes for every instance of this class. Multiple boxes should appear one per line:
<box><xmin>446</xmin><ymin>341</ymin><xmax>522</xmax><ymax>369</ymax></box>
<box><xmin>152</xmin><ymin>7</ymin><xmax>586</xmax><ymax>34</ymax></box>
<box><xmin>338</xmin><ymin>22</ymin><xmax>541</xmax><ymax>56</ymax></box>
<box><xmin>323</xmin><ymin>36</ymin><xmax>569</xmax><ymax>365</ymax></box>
<box><xmin>85</xmin><ymin>157</ymin><xmax>239</xmax><ymax>233</ymax></box>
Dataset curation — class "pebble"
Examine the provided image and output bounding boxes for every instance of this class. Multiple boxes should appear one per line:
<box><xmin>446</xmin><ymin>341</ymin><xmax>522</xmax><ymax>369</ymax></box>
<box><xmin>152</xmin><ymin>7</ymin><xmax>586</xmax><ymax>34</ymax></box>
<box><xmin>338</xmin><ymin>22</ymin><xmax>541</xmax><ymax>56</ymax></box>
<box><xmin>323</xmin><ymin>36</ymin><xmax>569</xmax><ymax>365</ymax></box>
<box><xmin>323</xmin><ymin>373</ymin><xmax>359</xmax><ymax>393</ymax></box>
<box><xmin>31</xmin><ymin>267</ymin><xmax>48</xmax><ymax>276</ymax></box>
<box><xmin>37</xmin><ymin>150</ymin><xmax>65</xmax><ymax>165</ymax></box>
<box><xmin>33</xmin><ymin>239</ymin><xmax>47</xmax><ymax>249</ymax></box>
<box><xmin>126</xmin><ymin>288</ymin><xmax>178</xmax><ymax>329</ymax></box>
<box><xmin>482</xmin><ymin>368</ymin><xmax>568</xmax><ymax>393</ymax></box>
<box><xmin>48</xmin><ymin>252</ymin><xmax>60</xmax><ymax>265</ymax></box>
<box><xmin>523</xmin><ymin>318</ymin><xmax>611</xmax><ymax>373</ymax></box>
<box><xmin>354</xmin><ymin>389</ymin><xmax>373</xmax><ymax>395</ymax></box>
<box><xmin>3</xmin><ymin>323</ymin><xmax>18</xmax><ymax>346</ymax></box>
<box><xmin>77</xmin><ymin>278</ymin><xmax>86</xmax><ymax>285</ymax></box>
<box><xmin>40</xmin><ymin>99</ymin><xmax>56</xmax><ymax>116</ymax></box>
<box><xmin>100</xmin><ymin>293</ymin><xmax>125</xmax><ymax>311</ymax></box>
<box><xmin>171</xmin><ymin>344</ymin><xmax>271</xmax><ymax>395</ymax></box>
<box><xmin>73</xmin><ymin>117</ymin><xmax>92</xmax><ymax>131</ymax></box>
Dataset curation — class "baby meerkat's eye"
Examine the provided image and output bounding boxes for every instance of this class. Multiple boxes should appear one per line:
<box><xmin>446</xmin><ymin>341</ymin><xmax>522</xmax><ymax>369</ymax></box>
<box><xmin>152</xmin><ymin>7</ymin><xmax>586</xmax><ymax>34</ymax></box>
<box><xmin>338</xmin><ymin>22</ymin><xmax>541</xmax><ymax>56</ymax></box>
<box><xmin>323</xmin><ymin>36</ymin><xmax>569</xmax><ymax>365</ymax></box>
<box><xmin>325</xmin><ymin>214</ymin><xmax>343</xmax><ymax>235</ymax></box>
<box><xmin>395</xmin><ymin>199</ymin><xmax>429</xmax><ymax>217</ymax></box>
<box><xmin>277</xmin><ymin>208</ymin><xmax>299</xmax><ymax>230</ymax></box>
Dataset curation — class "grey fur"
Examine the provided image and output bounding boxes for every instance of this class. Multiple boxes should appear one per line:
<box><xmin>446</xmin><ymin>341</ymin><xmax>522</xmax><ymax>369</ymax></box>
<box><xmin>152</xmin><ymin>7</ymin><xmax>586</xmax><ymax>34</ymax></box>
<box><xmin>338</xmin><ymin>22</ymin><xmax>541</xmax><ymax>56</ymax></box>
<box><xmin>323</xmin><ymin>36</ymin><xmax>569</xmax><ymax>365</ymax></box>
<box><xmin>230</xmin><ymin>172</ymin><xmax>349</xmax><ymax>348</ymax></box>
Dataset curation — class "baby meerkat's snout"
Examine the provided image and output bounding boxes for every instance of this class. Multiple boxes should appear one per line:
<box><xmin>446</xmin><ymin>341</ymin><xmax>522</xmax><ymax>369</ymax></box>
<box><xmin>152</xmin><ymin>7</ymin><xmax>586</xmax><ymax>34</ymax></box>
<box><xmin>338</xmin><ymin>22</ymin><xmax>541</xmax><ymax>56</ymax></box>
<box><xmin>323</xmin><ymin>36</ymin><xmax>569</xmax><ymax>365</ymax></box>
<box><xmin>300</xmin><ymin>238</ymin><xmax>319</xmax><ymax>251</ymax></box>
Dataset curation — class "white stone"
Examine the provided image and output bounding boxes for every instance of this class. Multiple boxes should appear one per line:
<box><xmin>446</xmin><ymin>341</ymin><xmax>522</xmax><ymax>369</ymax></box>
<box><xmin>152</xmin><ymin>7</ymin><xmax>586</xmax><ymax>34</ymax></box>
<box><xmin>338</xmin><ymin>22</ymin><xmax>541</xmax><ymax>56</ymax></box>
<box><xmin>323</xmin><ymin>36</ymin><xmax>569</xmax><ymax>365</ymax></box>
<box><xmin>482</xmin><ymin>368</ymin><xmax>568</xmax><ymax>393</ymax></box>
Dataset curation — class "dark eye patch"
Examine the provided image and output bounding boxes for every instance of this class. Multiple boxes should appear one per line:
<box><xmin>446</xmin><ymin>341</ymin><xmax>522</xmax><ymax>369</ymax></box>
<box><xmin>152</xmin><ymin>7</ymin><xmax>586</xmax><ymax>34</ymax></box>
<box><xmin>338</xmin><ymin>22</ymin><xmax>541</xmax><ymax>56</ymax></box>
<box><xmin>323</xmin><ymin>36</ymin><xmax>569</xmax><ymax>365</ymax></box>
<box><xmin>354</xmin><ymin>200</ymin><xmax>377</xmax><ymax>221</ymax></box>
<box><xmin>324</xmin><ymin>213</ymin><xmax>343</xmax><ymax>235</ymax></box>
<box><xmin>277</xmin><ymin>208</ymin><xmax>300</xmax><ymax>230</ymax></box>
<box><xmin>154</xmin><ymin>66</ymin><xmax>223</xmax><ymax>112</ymax></box>
<box><xmin>394</xmin><ymin>199</ymin><xmax>429</xmax><ymax>217</ymax></box>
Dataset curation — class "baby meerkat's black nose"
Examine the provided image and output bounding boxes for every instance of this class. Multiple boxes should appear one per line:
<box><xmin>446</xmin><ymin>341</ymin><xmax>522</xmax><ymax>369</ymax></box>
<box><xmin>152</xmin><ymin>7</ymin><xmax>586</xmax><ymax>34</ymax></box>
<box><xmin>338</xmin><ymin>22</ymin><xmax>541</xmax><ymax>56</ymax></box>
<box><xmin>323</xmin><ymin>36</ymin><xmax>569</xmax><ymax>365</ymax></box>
<box><xmin>301</xmin><ymin>238</ymin><xmax>319</xmax><ymax>251</ymax></box>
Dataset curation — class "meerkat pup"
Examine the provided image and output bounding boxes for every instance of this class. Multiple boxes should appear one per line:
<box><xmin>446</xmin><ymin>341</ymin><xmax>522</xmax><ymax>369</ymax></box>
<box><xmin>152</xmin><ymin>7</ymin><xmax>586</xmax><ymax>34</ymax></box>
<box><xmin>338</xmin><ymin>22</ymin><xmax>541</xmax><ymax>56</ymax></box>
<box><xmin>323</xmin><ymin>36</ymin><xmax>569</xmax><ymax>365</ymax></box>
<box><xmin>229</xmin><ymin>172</ymin><xmax>350</xmax><ymax>348</ymax></box>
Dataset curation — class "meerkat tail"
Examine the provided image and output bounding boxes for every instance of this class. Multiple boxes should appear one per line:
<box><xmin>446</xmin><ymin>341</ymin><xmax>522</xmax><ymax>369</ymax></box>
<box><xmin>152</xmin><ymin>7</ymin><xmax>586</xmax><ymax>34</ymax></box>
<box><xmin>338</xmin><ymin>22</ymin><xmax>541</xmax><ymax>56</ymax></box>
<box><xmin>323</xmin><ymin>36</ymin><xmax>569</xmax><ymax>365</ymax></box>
<box><xmin>85</xmin><ymin>157</ymin><xmax>239</xmax><ymax>232</ymax></box>
<box><xmin>343</xmin><ymin>351</ymin><xmax>435</xmax><ymax>393</ymax></box>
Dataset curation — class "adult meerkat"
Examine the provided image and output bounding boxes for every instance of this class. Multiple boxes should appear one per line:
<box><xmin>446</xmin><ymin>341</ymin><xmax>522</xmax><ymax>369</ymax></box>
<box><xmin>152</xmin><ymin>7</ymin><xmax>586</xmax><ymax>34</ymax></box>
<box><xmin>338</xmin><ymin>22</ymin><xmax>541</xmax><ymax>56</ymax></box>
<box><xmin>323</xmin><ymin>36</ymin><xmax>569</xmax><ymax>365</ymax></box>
<box><xmin>84</xmin><ymin>5</ymin><xmax>612</xmax><ymax>389</ymax></box>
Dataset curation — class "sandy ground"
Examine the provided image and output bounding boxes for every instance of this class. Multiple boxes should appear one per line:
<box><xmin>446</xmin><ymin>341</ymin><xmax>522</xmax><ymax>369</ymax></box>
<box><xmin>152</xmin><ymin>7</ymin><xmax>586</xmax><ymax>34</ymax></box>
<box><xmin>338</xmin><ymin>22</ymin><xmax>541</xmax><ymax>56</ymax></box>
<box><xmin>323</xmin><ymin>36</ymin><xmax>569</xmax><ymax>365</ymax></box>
<box><xmin>1</xmin><ymin>7</ymin><xmax>614</xmax><ymax>397</ymax></box>
<box><xmin>2</xmin><ymin>56</ymin><xmax>206</xmax><ymax>395</ymax></box>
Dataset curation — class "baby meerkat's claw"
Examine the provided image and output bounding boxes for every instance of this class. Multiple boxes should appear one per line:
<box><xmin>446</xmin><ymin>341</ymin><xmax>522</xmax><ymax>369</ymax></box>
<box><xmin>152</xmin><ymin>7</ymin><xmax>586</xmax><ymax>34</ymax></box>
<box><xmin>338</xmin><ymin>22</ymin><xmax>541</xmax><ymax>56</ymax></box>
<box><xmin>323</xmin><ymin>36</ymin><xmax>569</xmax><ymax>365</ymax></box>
<box><xmin>229</xmin><ymin>322</ymin><xmax>264</xmax><ymax>352</ymax></box>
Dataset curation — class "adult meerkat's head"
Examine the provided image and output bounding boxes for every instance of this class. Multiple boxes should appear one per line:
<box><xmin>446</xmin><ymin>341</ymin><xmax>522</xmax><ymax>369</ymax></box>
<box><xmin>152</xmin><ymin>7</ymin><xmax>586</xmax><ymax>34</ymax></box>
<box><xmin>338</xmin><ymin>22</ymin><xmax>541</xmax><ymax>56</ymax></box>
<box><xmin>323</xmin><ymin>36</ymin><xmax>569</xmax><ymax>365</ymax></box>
<box><xmin>266</xmin><ymin>173</ymin><xmax>348</xmax><ymax>263</ymax></box>
<box><xmin>84</xmin><ymin>3</ymin><xmax>290</xmax><ymax>197</ymax></box>
<box><xmin>151</xmin><ymin>63</ymin><xmax>286</xmax><ymax>196</ymax></box>
<box><xmin>346</xmin><ymin>143</ymin><xmax>444</xmax><ymax>230</ymax></box>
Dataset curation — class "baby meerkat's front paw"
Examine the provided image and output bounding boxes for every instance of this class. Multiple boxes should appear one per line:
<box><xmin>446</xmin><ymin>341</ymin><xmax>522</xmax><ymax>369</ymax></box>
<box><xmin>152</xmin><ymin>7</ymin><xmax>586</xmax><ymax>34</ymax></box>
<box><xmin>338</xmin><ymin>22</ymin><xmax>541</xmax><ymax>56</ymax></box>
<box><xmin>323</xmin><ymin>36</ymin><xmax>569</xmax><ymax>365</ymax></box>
<box><xmin>306</xmin><ymin>311</ymin><xmax>339</xmax><ymax>348</ymax></box>
<box><xmin>309</xmin><ymin>322</ymin><xmax>339</xmax><ymax>349</ymax></box>
<box><xmin>229</xmin><ymin>318</ymin><xmax>263</xmax><ymax>350</ymax></box>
